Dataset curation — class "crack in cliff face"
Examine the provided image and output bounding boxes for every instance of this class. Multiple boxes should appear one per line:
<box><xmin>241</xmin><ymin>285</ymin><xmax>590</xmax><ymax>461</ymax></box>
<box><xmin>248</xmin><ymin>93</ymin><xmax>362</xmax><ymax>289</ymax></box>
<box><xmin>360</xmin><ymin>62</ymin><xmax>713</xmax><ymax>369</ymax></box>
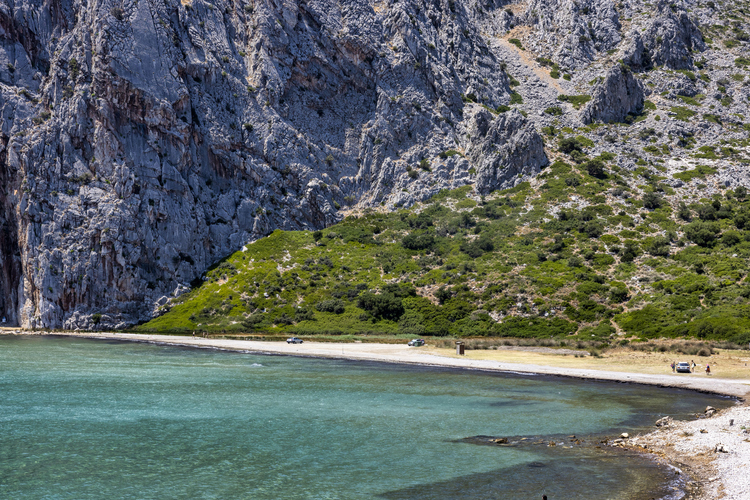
<box><xmin>0</xmin><ymin>133</ymin><xmax>21</xmax><ymax>326</ymax></box>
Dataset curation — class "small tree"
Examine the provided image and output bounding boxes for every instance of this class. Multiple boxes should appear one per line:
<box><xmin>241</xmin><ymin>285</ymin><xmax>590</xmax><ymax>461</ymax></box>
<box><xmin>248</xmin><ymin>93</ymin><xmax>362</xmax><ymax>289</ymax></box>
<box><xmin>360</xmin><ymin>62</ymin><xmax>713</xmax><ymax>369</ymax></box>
<box><xmin>678</xmin><ymin>202</ymin><xmax>692</xmax><ymax>221</ymax></box>
<box><xmin>642</xmin><ymin>192</ymin><xmax>663</xmax><ymax>210</ymax></box>
<box><xmin>685</xmin><ymin>220</ymin><xmax>720</xmax><ymax>247</ymax></box>
<box><xmin>584</xmin><ymin>159</ymin><xmax>605</xmax><ymax>178</ymax></box>
<box><xmin>558</xmin><ymin>137</ymin><xmax>583</xmax><ymax>154</ymax></box>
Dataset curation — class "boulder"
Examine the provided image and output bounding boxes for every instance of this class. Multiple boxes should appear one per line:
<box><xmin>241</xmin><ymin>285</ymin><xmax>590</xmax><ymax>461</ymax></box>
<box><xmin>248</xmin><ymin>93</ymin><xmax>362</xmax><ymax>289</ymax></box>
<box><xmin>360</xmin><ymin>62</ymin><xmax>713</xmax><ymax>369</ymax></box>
<box><xmin>655</xmin><ymin>416</ymin><xmax>673</xmax><ymax>427</ymax></box>
<box><xmin>463</xmin><ymin>108</ymin><xmax>549</xmax><ymax>194</ymax></box>
<box><xmin>581</xmin><ymin>64</ymin><xmax>644</xmax><ymax>124</ymax></box>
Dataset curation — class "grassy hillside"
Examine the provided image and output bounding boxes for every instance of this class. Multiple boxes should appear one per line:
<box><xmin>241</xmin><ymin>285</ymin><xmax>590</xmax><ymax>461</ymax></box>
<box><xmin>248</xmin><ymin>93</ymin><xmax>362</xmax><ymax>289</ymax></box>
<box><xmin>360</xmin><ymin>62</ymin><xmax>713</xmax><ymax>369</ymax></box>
<box><xmin>137</xmin><ymin>148</ymin><xmax>750</xmax><ymax>345</ymax></box>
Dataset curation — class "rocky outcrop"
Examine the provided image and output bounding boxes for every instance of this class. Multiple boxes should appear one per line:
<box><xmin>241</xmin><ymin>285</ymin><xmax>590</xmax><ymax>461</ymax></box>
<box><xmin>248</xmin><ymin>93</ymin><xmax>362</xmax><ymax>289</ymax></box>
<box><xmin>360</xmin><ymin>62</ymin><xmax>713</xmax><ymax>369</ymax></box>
<box><xmin>624</xmin><ymin>1</ymin><xmax>705</xmax><ymax>71</ymax></box>
<box><xmin>581</xmin><ymin>64</ymin><xmax>644</xmax><ymax>124</ymax></box>
<box><xmin>462</xmin><ymin>107</ymin><xmax>548</xmax><ymax>194</ymax></box>
<box><xmin>521</xmin><ymin>0</ymin><xmax>622</xmax><ymax>69</ymax></box>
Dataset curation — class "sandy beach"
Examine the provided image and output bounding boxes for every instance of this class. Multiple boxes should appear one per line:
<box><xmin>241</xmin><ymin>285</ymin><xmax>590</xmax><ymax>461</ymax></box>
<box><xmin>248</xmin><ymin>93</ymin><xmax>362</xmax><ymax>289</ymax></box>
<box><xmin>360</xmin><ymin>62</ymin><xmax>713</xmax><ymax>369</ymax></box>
<box><xmin>5</xmin><ymin>330</ymin><xmax>750</xmax><ymax>499</ymax></box>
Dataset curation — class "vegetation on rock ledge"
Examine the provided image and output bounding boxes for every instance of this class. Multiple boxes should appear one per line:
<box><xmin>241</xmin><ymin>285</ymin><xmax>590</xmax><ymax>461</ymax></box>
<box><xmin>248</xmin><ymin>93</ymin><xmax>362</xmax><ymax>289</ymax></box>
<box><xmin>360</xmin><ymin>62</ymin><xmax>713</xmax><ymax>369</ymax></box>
<box><xmin>138</xmin><ymin>157</ymin><xmax>750</xmax><ymax>346</ymax></box>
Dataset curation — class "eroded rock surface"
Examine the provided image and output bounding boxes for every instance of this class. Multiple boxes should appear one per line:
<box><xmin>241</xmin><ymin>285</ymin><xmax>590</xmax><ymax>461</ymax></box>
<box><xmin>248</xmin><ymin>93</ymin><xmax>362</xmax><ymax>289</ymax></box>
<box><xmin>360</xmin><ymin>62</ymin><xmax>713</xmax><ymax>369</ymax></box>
<box><xmin>0</xmin><ymin>0</ymin><xmax>746</xmax><ymax>329</ymax></box>
<box><xmin>0</xmin><ymin>0</ymin><xmax>547</xmax><ymax>328</ymax></box>
<box><xmin>581</xmin><ymin>64</ymin><xmax>644</xmax><ymax>124</ymax></box>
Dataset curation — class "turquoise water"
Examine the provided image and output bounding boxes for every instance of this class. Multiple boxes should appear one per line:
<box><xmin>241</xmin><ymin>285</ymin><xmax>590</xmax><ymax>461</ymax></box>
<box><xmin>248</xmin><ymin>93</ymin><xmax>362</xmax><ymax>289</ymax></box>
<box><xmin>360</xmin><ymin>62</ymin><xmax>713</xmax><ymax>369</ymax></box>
<box><xmin>0</xmin><ymin>336</ymin><xmax>731</xmax><ymax>499</ymax></box>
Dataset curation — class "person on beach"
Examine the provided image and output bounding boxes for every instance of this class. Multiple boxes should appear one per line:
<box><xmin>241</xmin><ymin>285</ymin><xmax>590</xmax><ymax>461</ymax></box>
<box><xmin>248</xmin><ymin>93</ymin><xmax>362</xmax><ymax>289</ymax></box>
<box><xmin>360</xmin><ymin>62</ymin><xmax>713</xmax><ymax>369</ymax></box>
<box><xmin>691</xmin><ymin>360</ymin><xmax>696</xmax><ymax>372</ymax></box>
<box><xmin>671</xmin><ymin>361</ymin><xmax>675</xmax><ymax>372</ymax></box>
<box><xmin>706</xmin><ymin>364</ymin><xmax>711</xmax><ymax>375</ymax></box>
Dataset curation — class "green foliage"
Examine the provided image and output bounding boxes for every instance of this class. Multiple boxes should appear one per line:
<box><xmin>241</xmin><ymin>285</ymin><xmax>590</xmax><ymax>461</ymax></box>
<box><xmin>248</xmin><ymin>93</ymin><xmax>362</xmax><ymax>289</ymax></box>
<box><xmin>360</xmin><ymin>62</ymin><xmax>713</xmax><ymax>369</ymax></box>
<box><xmin>557</xmin><ymin>94</ymin><xmax>592</xmax><ymax>109</ymax></box>
<box><xmin>402</xmin><ymin>232</ymin><xmax>435</xmax><ymax>250</ymax></box>
<box><xmin>509</xmin><ymin>92</ymin><xmax>523</xmax><ymax>105</ymax></box>
<box><xmin>439</xmin><ymin>149</ymin><xmax>463</xmax><ymax>159</ymax></box>
<box><xmin>676</xmin><ymin>94</ymin><xmax>703</xmax><ymax>106</ymax></box>
<box><xmin>684</xmin><ymin>220</ymin><xmax>721</xmax><ymax>246</ymax></box>
<box><xmin>673</xmin><ymin>165</ymin><xmax>717</xmax><ymax>182</ymax></box>
<box><xmin>139</xmin><ymin>164</ymin><xmax>750</xmax><ymax>343</ymax></box>
<box><xmin>316</xmin><ymin>299</ymin><xmax>346</xmax><ymax>314</ymax></box>
<box><xmin>558</xmin><ymin>137</ymin><xmax>585</xmax><ymax>154</ymax></box>
<box><xmin>703</xmin><ymin>114</ymin><xmax>721</xmax><ymax>125</ymax></box>
<box><xmin>670</xmin><ymin>106</ymin><xmax>697</xmax><ymax>121</ymax></box>
<box><xmin>68</xmin><ymin>57</ymin><xmax>79</xmax><ymax>80</ymax></box>
<box><xmin>584</xmin><ymin>159</ymin><xmax>606</xmax><ymax>178</ymax></box>
<box><xmin>358</xmin><ymin>292</ymin><xmax>405</xmax><ymax>321</ymax></box>
<box><xmin>642</xmin><ymin>192</ymin><xmax>663</xmax><ymax>210</ymax></box>
<box><xmin>508</xmin><ymin>38</ymin><xmax>524</xmax><ymax>50</ymax></box>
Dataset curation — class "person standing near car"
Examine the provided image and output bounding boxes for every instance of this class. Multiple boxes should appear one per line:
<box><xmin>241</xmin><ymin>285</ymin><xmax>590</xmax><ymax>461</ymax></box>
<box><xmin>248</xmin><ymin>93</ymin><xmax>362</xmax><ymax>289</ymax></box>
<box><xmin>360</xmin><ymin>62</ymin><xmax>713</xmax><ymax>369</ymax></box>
<box><xmin>671</xmin><ymin>361</ymin><xmax>675</xmax><ymax>372</ymax></box>
<box><xmin>691</xmin><ymin>360</ymin><xmax>696</xmax><ymax>372</ymax></box>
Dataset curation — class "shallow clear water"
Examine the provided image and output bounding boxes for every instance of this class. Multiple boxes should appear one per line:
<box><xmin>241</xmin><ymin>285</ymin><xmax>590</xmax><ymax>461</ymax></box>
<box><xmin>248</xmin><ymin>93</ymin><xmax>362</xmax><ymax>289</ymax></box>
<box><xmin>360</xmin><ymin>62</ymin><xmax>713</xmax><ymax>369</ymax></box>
<box><xmin>0</xmin><ymin>336</ymin><xmax>731</xmax><ymax>499</ymax></box>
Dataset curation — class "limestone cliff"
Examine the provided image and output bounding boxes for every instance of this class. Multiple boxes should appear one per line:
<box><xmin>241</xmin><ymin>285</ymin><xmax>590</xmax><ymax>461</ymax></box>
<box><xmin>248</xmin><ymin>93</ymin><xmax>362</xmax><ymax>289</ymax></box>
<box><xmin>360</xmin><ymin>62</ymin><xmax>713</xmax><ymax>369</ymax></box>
<box><xmin>0</xmin><ymin>0</ymin><xmax>549</xmax><ymax>328</ymax></box>
<box><xmin>1</xmin><ymin>0</ymin><xmax>748</xmax><ymax>329</ymax></box>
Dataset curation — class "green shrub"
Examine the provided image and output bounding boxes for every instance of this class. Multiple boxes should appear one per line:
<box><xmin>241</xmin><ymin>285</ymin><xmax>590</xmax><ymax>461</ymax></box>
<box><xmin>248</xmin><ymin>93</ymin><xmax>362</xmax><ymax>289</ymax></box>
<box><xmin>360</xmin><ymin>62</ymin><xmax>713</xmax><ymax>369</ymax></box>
<box><xmin>673</xmin><ymin>165</ymin><xmax>717</xmax><ymax>182</ymax></box>
<box><xmin>642</xmin><ymin>192</ymin><xmax>663</xmax><ymax>210</ymax></box>
<box><xmin>439</xmin><ymin>149</ymin><xmax>462</xmax><ymax>158</ymax></box>
<box><xmin>584</xmin><ymin>159</ymin><xmax>605</xmax><ymax>178</ymax></box>
<box><xmin>68</xmin><ymin>57</ymin><xmax>79</xmax><ymax>80</ymax></box>
<box><xmin>684</xmin><ymin>220</ymin><xmax>720</xmax><ymax>246</ymax></box>
<box><xmin>558</xmin><ymin>137</ymin><xmax>584</xmax><ymax>154</ymax></box>
<box><xmin>509</xmin><ymin>92</ymin><xmax>523</xmax><ymax>105</ymax></box>
<box><xmin>402</xmin><ymin>232</ymin><xmax>435</xmax><ymax>251</ymax></box>
<box><xmin>557</xmin><ymin>94</ymin><xmax>592</xmax><ymax>109</ymax></box>
<box><xmin>357</xmin><ymin>292</ymin><xmax>404</xmax><ymax>320</ymax></box>
<box><xmin>670</xmin><ymin>106</ymin><xmax>697</xmax><ymax>121</ymax></box>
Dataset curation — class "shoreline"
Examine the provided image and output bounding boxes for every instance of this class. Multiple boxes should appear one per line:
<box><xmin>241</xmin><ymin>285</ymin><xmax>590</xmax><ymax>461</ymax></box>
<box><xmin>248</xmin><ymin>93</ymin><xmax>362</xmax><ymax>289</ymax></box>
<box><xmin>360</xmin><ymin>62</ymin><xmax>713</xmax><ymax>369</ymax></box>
<box><xmin>17</xmin><ymin>330</ymin><xmax>750</xmax><ymax>398</ymax></box>
<box><xmin>5</xmin><ymin>330</ymin><xmax>750</xmax><ymax>498</ymax></box>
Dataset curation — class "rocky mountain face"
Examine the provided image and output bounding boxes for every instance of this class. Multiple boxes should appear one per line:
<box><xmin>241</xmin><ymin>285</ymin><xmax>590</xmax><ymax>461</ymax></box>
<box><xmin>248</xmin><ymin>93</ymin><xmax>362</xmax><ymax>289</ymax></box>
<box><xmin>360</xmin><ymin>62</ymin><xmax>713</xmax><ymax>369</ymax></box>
<box><xmin>0</xmin><ymin>0</ymin><xmax>748</xmax><ymax>329</ymax></box>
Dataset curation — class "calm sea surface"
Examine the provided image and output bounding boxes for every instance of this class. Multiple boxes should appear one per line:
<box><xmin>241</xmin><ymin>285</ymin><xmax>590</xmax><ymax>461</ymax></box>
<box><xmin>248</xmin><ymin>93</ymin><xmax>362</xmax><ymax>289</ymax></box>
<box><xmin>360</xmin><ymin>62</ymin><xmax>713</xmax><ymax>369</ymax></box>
<box><xmin>0</xmin><ymin>335</ymin><xmax>731</xmax><ymax>499</ymax></box>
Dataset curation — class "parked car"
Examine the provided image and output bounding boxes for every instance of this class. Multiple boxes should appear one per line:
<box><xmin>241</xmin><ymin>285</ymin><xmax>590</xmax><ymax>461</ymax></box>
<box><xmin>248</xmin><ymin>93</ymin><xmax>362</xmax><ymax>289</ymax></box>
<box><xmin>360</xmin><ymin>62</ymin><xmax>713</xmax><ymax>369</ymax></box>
<box><xmin>676</xmin><ymin>362</ymin><xmax>691</xmax><ymax>373</ymax></box>
<box><xmin>286</xmin><ymin>337</ymin><xmax>303</xmax><ymax>344</ymax></box>
<box><xmin>407</xmin><ymin>339</ymin><xmax>425</xmax><ymax>347</ymax></box>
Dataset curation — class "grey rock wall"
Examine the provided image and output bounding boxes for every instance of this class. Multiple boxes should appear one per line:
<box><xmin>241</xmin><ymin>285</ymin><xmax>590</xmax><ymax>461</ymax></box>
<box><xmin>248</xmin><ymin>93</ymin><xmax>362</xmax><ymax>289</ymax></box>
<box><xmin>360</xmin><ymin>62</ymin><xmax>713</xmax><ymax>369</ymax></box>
<box><xmin>522</xmin><ymin>0</ymin><xmax>622</xmax><ymax>70</ymax></box>
<box><xmin>0</xmin><ymin>0</ymin><xmax>547</xmax><ymax>329</ymax></box>
<box><xmin>0</xmin><ymin>0</ymin><xmax>734</xmax><ymax>330</ymax></box>
<box><xmin>581</xmin><ymin>64</ymin><xmax>644</xmax><ymax>124</ymax></box>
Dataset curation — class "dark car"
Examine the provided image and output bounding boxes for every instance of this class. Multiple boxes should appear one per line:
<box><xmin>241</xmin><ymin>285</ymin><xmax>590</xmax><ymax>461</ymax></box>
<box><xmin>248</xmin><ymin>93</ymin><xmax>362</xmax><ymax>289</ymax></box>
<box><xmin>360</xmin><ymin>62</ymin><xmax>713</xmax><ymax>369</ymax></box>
<box><xmin>407</xmin><ymin>339</ymin><xmax>425</xmax><ymax>347</ymax></box>
<box><xmin>286</xmin><ymin>337</ymin><xmax>303</xmax><ymax>344</ymax></box>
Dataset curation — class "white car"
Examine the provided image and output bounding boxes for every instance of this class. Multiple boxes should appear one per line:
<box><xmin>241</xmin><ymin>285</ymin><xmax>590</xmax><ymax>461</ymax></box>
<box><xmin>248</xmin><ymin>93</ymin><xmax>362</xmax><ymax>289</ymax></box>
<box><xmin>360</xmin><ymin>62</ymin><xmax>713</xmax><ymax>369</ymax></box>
<box><xmin>676</xmin><ymin>362</ymin><xmax>691</xmax><ymax>373</ymax></box>
<box><xmin>286</xmin><ymin>337</ymin><xmax>303</xmax><ymax>344</ymax></box>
